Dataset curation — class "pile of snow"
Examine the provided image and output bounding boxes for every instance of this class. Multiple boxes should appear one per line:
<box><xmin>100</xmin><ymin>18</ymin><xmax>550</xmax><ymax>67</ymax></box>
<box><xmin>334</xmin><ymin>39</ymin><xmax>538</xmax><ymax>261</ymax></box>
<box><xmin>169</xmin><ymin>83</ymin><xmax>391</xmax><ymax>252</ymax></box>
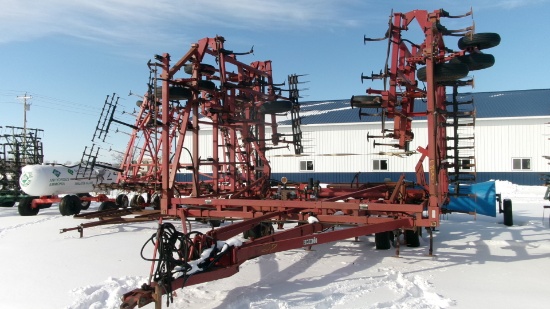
<box><xmin>1</xmin><ymin>180</ymin><xmax>549</xmax><ymax>308</ymax></box>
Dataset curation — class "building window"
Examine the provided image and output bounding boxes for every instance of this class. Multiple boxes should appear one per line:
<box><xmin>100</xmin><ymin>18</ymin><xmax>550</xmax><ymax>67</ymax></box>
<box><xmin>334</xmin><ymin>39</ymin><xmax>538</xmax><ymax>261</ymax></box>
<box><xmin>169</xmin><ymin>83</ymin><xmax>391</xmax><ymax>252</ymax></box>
<box><xmin>300</xmin><ymin>160</ymin><xmax>314</xmax><ymax>171</ymax></box>
<box><xmin>373</xmin><ymin>159</ymin><xmax>388</xmax><ymax>171</ymax></box>
<box><xmin>512</xmin><ymin>158</ymin><xmax>531</xmax><ymax>170</ymax></box>
<box><xmin>460</xmin><ymin>159</ymin><xmax>472</xmax><ymax>170</ymax></box>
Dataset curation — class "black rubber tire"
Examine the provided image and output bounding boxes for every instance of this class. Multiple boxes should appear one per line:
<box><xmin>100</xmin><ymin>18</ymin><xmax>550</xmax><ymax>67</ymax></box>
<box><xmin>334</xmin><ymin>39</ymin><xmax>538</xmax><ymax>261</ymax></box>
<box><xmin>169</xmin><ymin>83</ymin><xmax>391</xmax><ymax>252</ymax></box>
<box><xmin>186</xmin><ymin>80</ymin><xmax>216</xmax><ymax>91</ymax></box>
<box><xmin>262</xmin><ymin>222</ymin><xmax>275</xmax><ymax>236</ymax></box>
<box><xmin>69</xmin><ymin>195</ymin><xmax>82</xmax><ymax>215</ymax></box>
<box><xmin>208</xmin><ymin>220</ymin><xmax>222</xmax><ymax>227</ymax></box>
<box><xmin>151</xmin><ymin>193</ymin><xmax>161</xmax><ymax>210</ymax></box>
<box><xmin>59</xmin><ymin>195</ymin><xmax>82</xmax><ymax>216</ymax></box>
<box><xmin>405</xmin><ymin>229</ymin><xmax>421</xmax><ymax>247</ymax></box>
<box><xmin>450</xmin><ymin>53</ymin><xmax>495</xmax><ymax>71</ymax></box>
<box><xmin>374</xmin><ymin>231</ymin><xmax>392</xmax><ymax>250</ymax></box>
<box><xmin>184</xmin><ymin>63</ymin><xmax>216</xmax><ymax>75</ymax></box>
<box><xmin>243</xmin><ymin>222</ymin><xmax>273</xmax><ymax>239</ymax></box>
<box><xmin>77</xmin><ymin>193</ymin><xmax>92</xmax><ymax>210</ymax></box>
<box><xmin>458</xmin><ymin>32</ymin><xmax>501</xmax><ymax>50</ymax></box>
<box><xmin>98</xmin><ymin>201</ymin><xmax>118</xmax><ymax>211</ymax></box>
<box><xmin>0</xmin><ymin>201</ymin><xmax>16</xmax><ymax>207</ymax></box>
<box><xmin>18</xmin><ymin>197</ymin><xmax>39</xmax><ymax>216</ymax></box>
<box><xmin>59</xmin><ymin>195</ymin><xmax>70</xmax><ymax>216</ymax></box>
<box><xmin>259</xmin><ymin>100</ymin><xmax>293</xmax><ymax>114</ymax></box>
<box><xmin>130</xmin><ymin>195</ymin><xmax>146</xmax><ymax>208</ymax></box>
<box><xmin>350</xmin><ymin>95</ymin><xmax>383</xmax><ymax>108</ymax></box>
<box><xmin>503</xmin><ymin>199</ymin><xmax>513</xmax><ymax>226</ymax></box>
<box><xmin>417</xmin><ymin>63</ymin><xmax>469</xmax><ymax>82</ymax></box>
<box><xmin>115</xmin><ymin>194</ymin><xmax>129</xmax><ymax>208</ymax></box>
<box><xmin>154</xmin><ymin>87</ymin><xmax>192</xmax><ymax>101</ymax></box>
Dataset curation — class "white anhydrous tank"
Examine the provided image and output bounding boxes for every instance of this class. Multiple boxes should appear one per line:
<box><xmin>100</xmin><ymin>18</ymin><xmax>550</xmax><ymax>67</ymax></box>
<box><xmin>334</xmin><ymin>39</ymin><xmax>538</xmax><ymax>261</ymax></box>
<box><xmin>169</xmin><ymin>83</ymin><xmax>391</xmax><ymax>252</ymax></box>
<box><xmin>19</xmin><ymin>164</ymin><xmax>116</xmax><ymax>196</ymax></box>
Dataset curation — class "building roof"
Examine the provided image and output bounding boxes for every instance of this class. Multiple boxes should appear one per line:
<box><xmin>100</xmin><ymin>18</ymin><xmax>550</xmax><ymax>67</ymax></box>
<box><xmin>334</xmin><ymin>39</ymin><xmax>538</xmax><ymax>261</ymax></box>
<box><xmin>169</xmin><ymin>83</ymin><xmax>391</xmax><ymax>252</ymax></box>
<box><xmin>280</xmin><ymin>89</ymin><xmax>550</xmax><ymax>125</ymax></box>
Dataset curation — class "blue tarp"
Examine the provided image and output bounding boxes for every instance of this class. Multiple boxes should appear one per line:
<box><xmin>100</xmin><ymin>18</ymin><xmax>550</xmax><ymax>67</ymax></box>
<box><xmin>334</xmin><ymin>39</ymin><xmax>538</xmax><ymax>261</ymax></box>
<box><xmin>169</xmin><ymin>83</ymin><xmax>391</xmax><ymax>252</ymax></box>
<box><xmin>446</xmin><ymin>181</ymin><xmax>497</xmax><ymax>217</ymax></box>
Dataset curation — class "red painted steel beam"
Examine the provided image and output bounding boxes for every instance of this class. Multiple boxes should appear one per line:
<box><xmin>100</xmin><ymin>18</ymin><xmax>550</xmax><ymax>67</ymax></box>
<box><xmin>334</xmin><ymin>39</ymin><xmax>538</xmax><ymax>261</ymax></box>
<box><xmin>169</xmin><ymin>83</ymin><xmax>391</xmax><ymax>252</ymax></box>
<box><xmin>238</xmin><ymin>218</ymin><xmax>413</xmax><ymax>260</ymax></box>
<box><xmin>121</xmin><ymin>218</ymin><xmax>413</xmax><ymax>309</ymax></box>
<box><xmin>207</xmin><ymin>211</ymin><xmax>287</xmax><ymax>240</ymax></box>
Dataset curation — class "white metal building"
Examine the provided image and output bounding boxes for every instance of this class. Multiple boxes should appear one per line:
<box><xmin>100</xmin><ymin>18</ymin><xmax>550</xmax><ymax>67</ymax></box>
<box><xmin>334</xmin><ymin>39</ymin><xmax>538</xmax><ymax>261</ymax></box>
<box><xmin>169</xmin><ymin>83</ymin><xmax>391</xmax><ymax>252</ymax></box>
<box><xmin>183</xmin><ymin>89</ymin><xmax>550</xmax><ymax>186</ymax></box>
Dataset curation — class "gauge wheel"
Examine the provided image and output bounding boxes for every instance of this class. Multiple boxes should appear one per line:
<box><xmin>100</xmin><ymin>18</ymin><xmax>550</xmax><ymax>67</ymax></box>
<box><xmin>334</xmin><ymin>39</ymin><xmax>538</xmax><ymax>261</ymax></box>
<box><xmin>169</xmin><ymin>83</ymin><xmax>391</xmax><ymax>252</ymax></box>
<box><xmin>374</xmin><ymin>231</ymin><xmax>392</xmax><ymax>250</ymax></box>
<box><xmin>450</xmin><ymin>53</ymin><xmax>495</xmax><ymax>71</ymax></box>
<box><xmin>417</xmin><ymin>63</ymin><xmax>469</xmax><ymax>82</ymax></box>
<box><xmin>184</xmin><ymin>63</ymin><xmax>216</xmax><ymax>75</ymax></box>
<box><xmin>405</xmin><ymin>229</ymin><xmax>421</xmax><ymax>247</ymax></box>
<box><xmin>154</xmin><ymin>87</ymin><xmax>192</xmax><ymax>101</ymax></box>
<box><xmin>458</xmin><ymin>32</ymin><xmax>501</xmax><ymax>50</ymax></box>
<box><xmin>259</xmin><ymin>100</ymin><xmax>293</xmax><ymax>114</ymax></box>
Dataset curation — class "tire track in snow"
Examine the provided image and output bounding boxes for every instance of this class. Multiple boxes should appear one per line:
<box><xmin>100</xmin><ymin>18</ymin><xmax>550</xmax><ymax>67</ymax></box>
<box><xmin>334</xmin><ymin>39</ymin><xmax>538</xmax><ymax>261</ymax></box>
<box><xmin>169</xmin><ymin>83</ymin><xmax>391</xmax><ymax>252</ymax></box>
<box><xmin>0</xmin><ymin>214</ymin><xmax>61</xmax><ymax>238</ymax></box>
<box><xmin>66</xmin><ymin>276</ymin><xmax>146</xmax><ymax>309</ymax></box>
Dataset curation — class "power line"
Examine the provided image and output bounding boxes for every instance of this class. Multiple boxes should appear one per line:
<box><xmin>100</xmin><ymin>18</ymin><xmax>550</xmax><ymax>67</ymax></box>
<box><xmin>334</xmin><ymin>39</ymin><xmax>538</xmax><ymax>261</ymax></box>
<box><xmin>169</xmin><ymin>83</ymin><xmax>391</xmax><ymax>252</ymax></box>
<box><xmin>1</xmin><ymin>90</ymin><xmax>131</xmax><ymax>115</ymax></box>
<box><xmin>31</xmin><ymin>103</ymin><xmax>99</xmax><ymax>117</ymax></box>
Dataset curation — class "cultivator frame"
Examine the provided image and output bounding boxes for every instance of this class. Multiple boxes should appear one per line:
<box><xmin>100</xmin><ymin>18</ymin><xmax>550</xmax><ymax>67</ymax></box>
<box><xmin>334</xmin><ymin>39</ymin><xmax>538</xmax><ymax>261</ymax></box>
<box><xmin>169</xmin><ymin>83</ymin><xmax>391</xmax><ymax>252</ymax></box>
<box><xmin>0</xmin><ymin>126</ymin><xmax>44</xmax><ymax>206</ymax></box>
<box><xmin>81</xmin><ymin>9</ymin><xmax>500</xmax><ymax>309</ymax></box>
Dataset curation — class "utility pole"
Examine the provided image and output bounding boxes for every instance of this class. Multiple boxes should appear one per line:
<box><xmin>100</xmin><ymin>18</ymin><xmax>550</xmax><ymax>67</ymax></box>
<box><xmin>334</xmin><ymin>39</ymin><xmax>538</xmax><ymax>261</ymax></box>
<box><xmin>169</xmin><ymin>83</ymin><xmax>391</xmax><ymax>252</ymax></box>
<box><xmin>17</xmin><ymin>93</ymin><xmax>32</xmax><ymax>164</ymax></box>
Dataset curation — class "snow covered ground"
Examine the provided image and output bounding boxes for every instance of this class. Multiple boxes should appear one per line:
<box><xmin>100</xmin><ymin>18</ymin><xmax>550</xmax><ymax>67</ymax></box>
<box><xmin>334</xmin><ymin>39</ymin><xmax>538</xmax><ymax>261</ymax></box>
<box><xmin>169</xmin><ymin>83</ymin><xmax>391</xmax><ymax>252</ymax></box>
<box><xmin>1</xmin><ymin>181</ymin><xmax>549</xmax><ymax>309</ymax></box>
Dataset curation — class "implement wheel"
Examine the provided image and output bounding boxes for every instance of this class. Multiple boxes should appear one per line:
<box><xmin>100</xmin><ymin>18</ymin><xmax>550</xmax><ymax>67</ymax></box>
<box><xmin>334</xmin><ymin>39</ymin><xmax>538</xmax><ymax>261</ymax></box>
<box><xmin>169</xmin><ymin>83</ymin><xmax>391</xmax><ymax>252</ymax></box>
<box><xmin>18</xmin><ymin>197</ymin><xmax>39</xmax><ymax>216</ymax></box>
<box><xmin>116</xmin><ymin>194</ymin><xmax>129</xmax><ymax>208</ymax></box>
<box><xmin>184</xmin><ymin>63</ymin><xmax>216</xmax><ymax>75</ymax></box>
<box><xmin>259</xmin><ymin>100</ymin><xmax>293</xmax><ymax>114</ymax></box>
<box><xmin>374</xmin><ymin>231</ymin><xmax>392</xmax><ymax>250</ymax></box>
<box><xmin>405</xmin><ymin>229</ymin><xmax>421</xmax><ymax>247</ymax></box>
<box><xmin>185</xmin><ymin>80</ymin><xmax>216</xmax><ymax>91</ymax></box>
<box><xmin>458</xmin><ymin>32</ymin><xmax>501</xmax><ymax>50</ymax></box>
<box><xmin>417</xmin><ymin>63</ymin><xmax>469</xmax><ymax>82</ymax></box>
<box><xmin>130</xmin><ymin>195</ymin><xmax>146</xmax><ymax>208</ymax></box>
<box><xmin>0</xmin><ymin>201</ymin><xmax>16</xmax><ymax>207</ymax></box>
<box><xmin>154</xmin><ymin>87</ymin><xmax>192</xmax><ymax>101</ymax></box>
<box><xmin>151</xmin><ymin>193</ymin><xmax>160</xmax><ymax>210</ymax></box>
<box><xmin>77</xmin><ymin>193</ymin><xmax>92</xmax><ymax>210</ymax></box>
<box><xmin>243</xmin><ymin>222</ymin><xmax>274</xmax><ymax>239</ymax></box>
<box><xmin>98</xmin><ymin>201</ymin><xmax>118</xmax><ymax>211</ymax></box>
<box><xmin>59</xmin><ymin>195</ymin><xmax>82</xmax><ymax>216</ymax></box>
<box><xmin>450</xmin><ymin>53</ymin><xmax>495</xmax><ymax>71</ymax></box>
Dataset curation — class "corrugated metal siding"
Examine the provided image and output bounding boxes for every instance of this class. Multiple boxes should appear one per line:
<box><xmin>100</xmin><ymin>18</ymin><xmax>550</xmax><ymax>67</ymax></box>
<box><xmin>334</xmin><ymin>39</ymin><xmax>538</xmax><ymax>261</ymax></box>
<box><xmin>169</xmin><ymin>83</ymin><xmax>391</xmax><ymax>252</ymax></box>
<box><xmin>475</xmin><ymin>117</ymin><xmax>548</xmax><ymax>172</ymax></box>
<box><xmin>179</xmin><ymin>90</ymin><xmax>549</xmax><ymax>186</ymax></box>
<box><xmin>189</xmin><ymin>117</ymin><xmax>548</xmax><ymax>180</ymax></box>
<box><xmin>266</xmin><ymin>122</ymin><xmax>426</xmax><ymax>174</ymax></box>
<box><xmin>283</xmin><ymin>89</ymin><xmax>550</xmax><ymax>125</ymax></box>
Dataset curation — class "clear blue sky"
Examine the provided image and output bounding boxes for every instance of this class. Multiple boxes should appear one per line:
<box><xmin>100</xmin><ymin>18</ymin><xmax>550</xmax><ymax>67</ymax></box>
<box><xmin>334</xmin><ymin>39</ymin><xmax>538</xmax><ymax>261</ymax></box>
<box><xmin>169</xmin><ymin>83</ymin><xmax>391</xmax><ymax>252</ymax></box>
<box><xmin>1</xmin><ymin>0</ymin><xmax>547</xmax><ymax>164</ymax></box>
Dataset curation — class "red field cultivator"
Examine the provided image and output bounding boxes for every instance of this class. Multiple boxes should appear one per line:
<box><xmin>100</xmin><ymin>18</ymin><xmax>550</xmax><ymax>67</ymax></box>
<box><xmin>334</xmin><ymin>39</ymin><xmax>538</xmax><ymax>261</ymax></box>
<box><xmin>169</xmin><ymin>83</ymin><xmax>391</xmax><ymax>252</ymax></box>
<box><xmin>108</xmin><ymin>9</ymin><xmax>500</xmax><ymax>309</ymax></box>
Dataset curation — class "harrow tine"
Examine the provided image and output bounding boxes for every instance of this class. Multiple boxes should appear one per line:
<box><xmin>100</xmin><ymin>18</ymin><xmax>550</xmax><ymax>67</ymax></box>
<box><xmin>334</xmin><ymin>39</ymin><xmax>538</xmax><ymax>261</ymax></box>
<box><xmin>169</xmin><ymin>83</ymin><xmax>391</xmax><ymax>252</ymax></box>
<box><xmin>440</xmin><ymin>7</ymin><xmax>473</xmax><ymax>19</ymax></box>
<box><xmin>364</xmin><ymin>10</ymin><xmax>393</xmax><ymax>43</ymax></box>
